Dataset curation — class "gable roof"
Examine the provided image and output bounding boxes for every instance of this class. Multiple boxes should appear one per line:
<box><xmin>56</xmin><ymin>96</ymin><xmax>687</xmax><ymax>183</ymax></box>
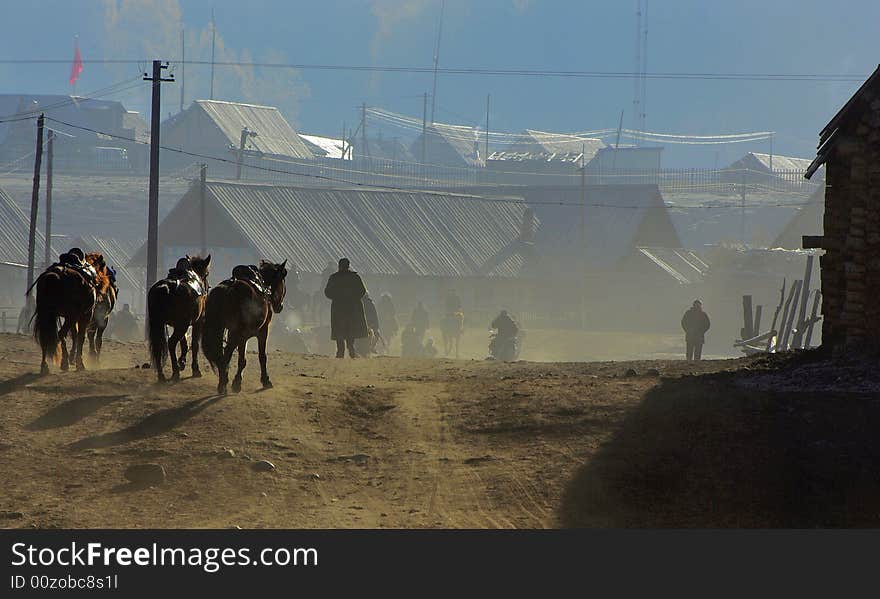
<box><xmin>178</xmin><ymin>100</ymin><xmax>314</xmax><ymax>159</ymax></box>
<box><xmin>411</xmin><ymin>122</ymin><xmax>482</xmax><ymax>167</ymax></box>
<box><xmin>0</xmin><ymin>185</ymin><xmax>51</xmax><ymax>266</ymax></box>
<box><xmin>507</xmin><ymin>129</ymin><xmax>604</xmax><ymax>162</ymax></box>
<box><xmin>771</xmin><ymin>186</ymin><xmax>824</xmax><ymax>249</ymax></box>
<box><xmin>806</xmin><ymin>64</ymin><xmax>880</xmax><ymax>179</ymax></box>
<box><xmin>299</xmin><ymin>133</ymin><xmax>348</xmax><ymax>159</ymax></box>
<box><xmin>131</xmin><ymin>181</ymin><xmax>530</xmax><ymax>278</ymax></box>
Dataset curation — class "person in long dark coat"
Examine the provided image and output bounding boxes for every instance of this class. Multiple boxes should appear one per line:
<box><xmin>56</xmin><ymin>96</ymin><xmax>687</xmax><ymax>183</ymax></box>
<box><xmin>324</xmin><ymin>257</ymin><xmax>369</xmax><ymax>358</ymax></box>
<box><xmin>681</xmin><ymin>300</ymin><xmax>711</xmax><ymax>361</ymax></box>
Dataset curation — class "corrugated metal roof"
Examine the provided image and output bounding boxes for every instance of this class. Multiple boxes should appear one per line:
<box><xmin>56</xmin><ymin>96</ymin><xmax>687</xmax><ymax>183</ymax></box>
<box><xmin>728</xmin><ymin>152</ymin><xmax>815</xmax><ymax>173</ymax></box>
<box><xmin>637</xmin><ymin>247</ymin><xmax>708</xmax><ymax>284</ymax></box>
<box><xmin>204</xmin><ymin>182</ymin><xmax>527</xmax><ymax>277</ymax></box>
<box><xmin>69</xmin><ymin>234</ymin><xmax>144</xmax><ymax>293</ymax></box>
<box><xmin>411</xmin><ymin>123</ymin><xmax>482</xmax><ymax>167</ymax></box>
<box><xmin>194</xmin><ymin>100</ymin><xmax>314</xmax><ymax>159</ymax></box>
<box><xmin>509</xmin><ymin>130</ymin><xmax>604</xmax><ymax>161</ymax></box>
<box><xmin>299</xmin><ymin>133</ymin><xmax>348</xmax><ymax>159</ymax></box>
<box><xmin>0</xmin><ymin>185</ymin><xmax>51</xmax><ymax>265</ymax></box>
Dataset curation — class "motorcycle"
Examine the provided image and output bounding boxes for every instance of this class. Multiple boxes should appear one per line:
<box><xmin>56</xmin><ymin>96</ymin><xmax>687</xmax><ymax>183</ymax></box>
<box><xmin>488</xmin><ymin>329</ymin><xmax>522</xmax><ymax>362</ymax></box>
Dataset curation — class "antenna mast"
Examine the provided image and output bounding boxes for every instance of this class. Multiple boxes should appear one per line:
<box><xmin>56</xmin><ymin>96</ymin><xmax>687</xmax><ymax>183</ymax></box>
<box><xmin>430</xmin><ymin>0</ymin><xmax>445</xmax><ymax>124</ymax></box>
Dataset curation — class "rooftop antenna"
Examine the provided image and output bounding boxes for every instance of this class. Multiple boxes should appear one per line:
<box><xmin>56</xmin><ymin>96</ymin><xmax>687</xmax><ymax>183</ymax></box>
<box><xmin>210</xmin><ymin>8</ymin><xmax>216</xmax><ymax>100</ymax></box>
<box><xmin>631</xmin><ymin>0</ymin><xmax>641</xmax><ymax>146</ymax></box>
<box><xmin>430</xmin><ymin>0</ymin><xmax>445</xmax><ymax>124</ymax></box>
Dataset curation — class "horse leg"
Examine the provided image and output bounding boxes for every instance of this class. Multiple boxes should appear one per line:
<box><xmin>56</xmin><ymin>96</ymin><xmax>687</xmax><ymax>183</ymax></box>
<box><xmin>217</xmin><ymin>332</ymin><xmax>238</xmax><ymax>395</ymax></box>
<box><xmin>258</xmin><ymin>328</ymin><xmax>272</xmax><ymax>389</ymax></box>
<box><xmin>87</xmin><ymin>326</ymin><xmax>97</xmax><ymax>359</ymax></box>
<box><xmin>74</xmin><ymin>317</ymin><xmax>88</xmax><ymax>370</ymax></box>
<box><xmin>167</xmin><ymin>327</ymin><xmax>185</xmax><ymax>382</ymax></box>
<box><xmin>178</xmin><ymin>333</ymin><xmax>189</xmax><ymax>370</ymax></box>
<box><xmin>190</xmin><ymin>320</ymin><xmax>203</xmax><ymax>378</ymax></box>
<box><xmin>231</xmin><ymin>339</ymin><xmax>247</xmax><ymax>394</ymax></box>
<box><xmin>95</xmin><ymin>322</ymin><xmax>106</xmax><ymax>358</ymax></box>
<box><xmin>59</xmin><ymin>320</ymin><xmax>71</xmax><ymax>371</ymax></box>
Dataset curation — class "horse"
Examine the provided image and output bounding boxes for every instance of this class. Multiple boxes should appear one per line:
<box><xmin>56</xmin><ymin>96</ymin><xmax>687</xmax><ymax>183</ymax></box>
<box><xmin>147</xmin><ymin>255</ymin><xmax>212</xmax><ymax>383</ymax></box>
<box><xmin>31</xmin><ymin>259</ymin><xmax>98</xmax><ymax>374</ymax></box>
<box><xmin>85</xmin><ymin>252</ymin><xmax>117</xmax><ymax>361</ymax></box>
<box><xmin>202</xmin><ymin>260</ymin><xmax>288</xmax><ymax>395</ymax></box>
<box><xmin>441</xmin><ymin>310</ymin><xmax>464</xmax><ymax>358</ymax></box>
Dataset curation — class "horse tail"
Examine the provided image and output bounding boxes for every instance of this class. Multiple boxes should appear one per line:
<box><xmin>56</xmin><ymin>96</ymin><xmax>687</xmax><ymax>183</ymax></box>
<box><xmin>32</xmin><ymin>273</ymin><xmax>61</xmax><ymax>362</ymax></box>
<box><xmin>201</xmin><ymin>285</ymin><xmax>227</xmax><ymax>371</ymax></box>
<box><xmin>147</xmin><ymin>282</ymin><xmax>170</xmax><ymax>370</ymax></box>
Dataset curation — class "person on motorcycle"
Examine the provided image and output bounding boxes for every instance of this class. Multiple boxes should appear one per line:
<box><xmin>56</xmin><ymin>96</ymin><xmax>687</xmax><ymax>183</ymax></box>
<box><xmin>490</xmin><ymin>310</ymin><xmax>519</xmax><ymax>359</ymax></box>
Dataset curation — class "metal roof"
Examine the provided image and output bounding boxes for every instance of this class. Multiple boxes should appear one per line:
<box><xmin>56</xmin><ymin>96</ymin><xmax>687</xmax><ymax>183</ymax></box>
<box><xmin>508</xmin><ymin>130</ymin><xmax>604</xmax><ymax>161</ymax></box>
<box><xmin>411</xmin><ymin>123</ymin><xmax>483</xmax><ymax>167</ymax></box>
<box><xmin>299</xmin><ymin>133</ymin><xmax>349</xmax><ymax>159</ymax></box>
<box><xmin>727</xmin><ymin>152</ymin><xmax>815</xmax><ymax>174</ymax></box>
<box><xmin>191</xmin><ymin>100</ymin><xmax>314</xmax><ymax>159</ymax></box>
<box><xmin>153</xmin><ymin>181</ymin><xmax>529</xmax><ymax>278</ymax></box>
<box><xmin>0</xmin><ymin>185</ymin><xmax>52</xmax><ymax>265</ymax></box>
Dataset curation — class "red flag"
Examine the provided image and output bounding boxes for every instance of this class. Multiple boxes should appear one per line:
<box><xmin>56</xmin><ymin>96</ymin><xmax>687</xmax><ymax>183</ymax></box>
<box><xmin>69</xmin><ymin>41</ymin><xmax>83</xmax><ymax>86</ymax></box>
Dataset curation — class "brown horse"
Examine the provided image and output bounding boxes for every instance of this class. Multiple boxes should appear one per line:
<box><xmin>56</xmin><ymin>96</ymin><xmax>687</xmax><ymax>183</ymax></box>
<box><xmin>202</xmin><ymin>260</ymin><xmax>287</xmax><ymax>395</ymax></box>
<box><xmin>31</xmin><ymin>260</ymin><xmax>98</xmax><ymax>374</ymax></box>
<box><xmin>85</xmin><ymin>252</ymin><xmax>118</xmax><ymax>361</ymax></box>
<box><xmin>147</xmin><ymin>255</ymin><xmax>212</xmax><ymax>383</ymax></box>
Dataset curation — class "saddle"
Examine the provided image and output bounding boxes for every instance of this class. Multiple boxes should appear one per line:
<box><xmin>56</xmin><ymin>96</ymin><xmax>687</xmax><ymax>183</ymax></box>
<box><xmin>54</xmin><ymin>252</ymin><xmax>98</xmax><ymax>286</ymax></box>
<box><xmin>166</xmin><ymin>267</ymin><xmax>207</xmax><ymax>296</ymax></box>
<box><xmin>230</xmin><ymin>264</ymin><xmax>269</xmax><ymax>296</ymax></box>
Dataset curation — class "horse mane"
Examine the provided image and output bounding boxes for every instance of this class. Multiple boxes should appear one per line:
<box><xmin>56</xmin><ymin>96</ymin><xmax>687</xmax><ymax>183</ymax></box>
<box><xmin>188</xmin><ymin>254</ymin><xmax>211</xmax><ymax>278</ymax></box>
<box><xmin>85</xmin><ymin>252</ymin><xmax>112</xmax><ymax>295</ymax></box>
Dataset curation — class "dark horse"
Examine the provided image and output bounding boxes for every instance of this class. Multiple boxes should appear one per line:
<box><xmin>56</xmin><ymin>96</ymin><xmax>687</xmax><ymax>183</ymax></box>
<box><xmin>85</xmin><ymin>252</ymin><xmax>117</xmax><ymax>361</ymax></box>
<box><xmin>202</xmin><ymin>260</ymin><xmax>287</xmax><ymax>395</ymax></box>
<box><xmin>32</xmin><ymin>258</ymin><xmax>98</xmax><ymax>374</ymax></box>
<box><xmin>147</xmin><ymin>255</ymin><xmax>212</xmax><ymax>383</ymax></box>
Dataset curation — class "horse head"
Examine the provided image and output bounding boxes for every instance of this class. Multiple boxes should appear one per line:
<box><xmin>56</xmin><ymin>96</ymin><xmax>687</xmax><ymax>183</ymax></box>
<box><xmin>260</xmin><ymin>259</ymin><xmax>288</xmax><ymax>314</ymax></box>
<box><xmin>85</xmin><ymin>252</ymin><xmax>113</xmax><ymax>296</ymax></box>
<box><xmin>188</xmin><ymin>254</ymin><xmax>212</xmax><ymax>284</ymax></box>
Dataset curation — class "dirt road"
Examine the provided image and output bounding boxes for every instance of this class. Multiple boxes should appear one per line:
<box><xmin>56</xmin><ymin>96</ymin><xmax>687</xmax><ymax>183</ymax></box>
<box><xmin>1</xmin><ymin>333</ymin><xmax>878</xmax><ymax>528</ymax></box>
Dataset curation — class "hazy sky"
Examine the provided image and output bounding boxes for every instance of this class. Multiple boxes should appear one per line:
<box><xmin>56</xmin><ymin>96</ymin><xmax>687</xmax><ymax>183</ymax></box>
<box><xmin>1</xmin><ymin>0</ymin><xmax>877</xmax><ymax>166</ymax></box>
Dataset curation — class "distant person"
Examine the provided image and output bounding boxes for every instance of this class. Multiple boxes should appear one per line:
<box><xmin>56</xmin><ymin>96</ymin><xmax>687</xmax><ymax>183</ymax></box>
<box><xmin>491</xmin><ymin>309</ymin><xmax>518</xmax><ymax>341</ymax></box>
<box><xmin>490</xmin><ymin>310</ymin><xmax>520</xmax><ymax>361</ymax></box>
<box><xmin>411</xmin><ymin>301</ymin><xmax>429</xmax><ymax>338</ymax></box>
<box><xmin>376</xmin><ymin>292</ymin><xmax>399</xmax><ymax>342</ymax></box>
<box><xmin>356</xmin><ymin>293</ymin><xmax>383</xmax><ymax>356</ymax></box>
<box><xmin>400</xmin><ymin>325</ymin><xmax>423</xmax><ymax>358</ymax></box>
<box><xmin>423</xmin><ymin>337</ymin><xmax>437</xmax><ymax>358</ymax></box>
<box><xmin>111</xmin><ymin>303</ymin><xmax>140</xmax><ymax>342</ymax></box>
<box><xmin>681</xmin><ymin>300</ymin><xmax>711</xmax><ymax>361</ymax></box>
<box><xmin>444</xmin><ymin>289</ymin><xmax>462</xmax><ymax>314</ymax></box>
<box><xmin>324</xmin><ymin>258</ymin><xmax>368</xmax><ymax>358</ymax></box>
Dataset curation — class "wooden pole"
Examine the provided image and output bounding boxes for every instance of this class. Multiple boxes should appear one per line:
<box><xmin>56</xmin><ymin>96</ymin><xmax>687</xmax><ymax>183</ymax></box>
<box><xmin>26</xmin><ymin>114</ymin><xmax>44</xmax><ymax>291</ymax></box>
<box><xmin>144</xmin><ymin>60</ymin><xmax>173</xmax><ymax>295</ymax></box>
<box><xmin>200</xmin><ymin>163</ymin><xmax>207</xmax><ymax>255</ymax></box>
<box><xmin>791</xmin><ymin>254</ymin><xmax>814</xmax><ymax>349</ymax></box>
<box><xmin>44</xmin><ymin>129</ymin><xmax>54</xmax><ymax>267</ymax></box>
<box><xmin>803</xmin><ymin>290</ymin><xmax>821</xmax><ymax>349</ymax></box>
<box><xmin>742</xmin><ymin>295</ymin><xmax>754</xmax><ymax>340</ymax></box>
<box><xmin>779</xmin><ymin>280</ymin><xmax>802</xmax><ymax>351</ymax></box>
<box><xmin>485</xmin><ymin>93</ymin><xmax>490</xmax><ymax>163</ymax></box>
<box><xmin>421</xmin><ymin>92</ymin><xmax>428</xmax><ymax>164</ymax></box>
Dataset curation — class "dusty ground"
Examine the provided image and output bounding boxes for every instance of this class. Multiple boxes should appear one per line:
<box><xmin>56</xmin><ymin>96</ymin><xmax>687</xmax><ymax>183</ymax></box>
<box><xmin>0</xmin><ymin>332</ymin><xmax>877</xmax><ymax>529</ymax></box>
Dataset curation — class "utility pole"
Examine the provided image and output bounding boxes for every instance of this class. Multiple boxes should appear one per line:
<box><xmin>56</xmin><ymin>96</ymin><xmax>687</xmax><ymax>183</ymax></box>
<box><xmin>580</xmin><ymin>142</ymin><xmax>587</xmax><ymax>329</ymax></box>
<box><xmin>340</xmin><ymin>121</ymin><xmax>346</xmax><ymax>159</ymax></box>
<box><xmin>361</xmin><ymin>103</ymin><xmax>369</xmax><ymax>159</ymax></box>
<box><xmin>236</xmin><ymin>127</ymin><xmax>257</xmax><ymax>180</ymax></box>
<box><xmin>210</xmin><ymin>10</ymin><xmax>216</xmax><ymax>100</ymax></box>
<box><xmin>430</xmin><ymin>0</ymin><xmax>445</xmax><ymax>124</ymax></box>
<box><xmin>485</xmin><ymin>94</ymin><xmax>490</xmax><ymax>163</ymax></box>
<box><xmin>180</xmin><ymin>26</ymin><xmax>185</xmax><ymax>113</ymax></box>
<box><xmin>44</xmin><ymin>129</ymin><xmax>54</xmax><ymax>267</ymax></box>
<box><xmin>740</xmin><ymin>172</ymin><xmax>747</xmax><ymax>247</ymax></box>
<box><xmin>26</xmin><ymin>114</ymin><xmax>44</xmax><ymax>291</ymax></box>
<box><xmin>200</xmin><ymin>163</ymin><xmax>207</xmax><ymax>255</ymax></box>
<box><xmin>421</xmin><ymin>92</ymin><xmax>428</xmax><ymax>163</ymax></box>
<box><xmin>144</xmin><ymin>61</ymin><xmax>175</xmax><ymax>297</ymax></box>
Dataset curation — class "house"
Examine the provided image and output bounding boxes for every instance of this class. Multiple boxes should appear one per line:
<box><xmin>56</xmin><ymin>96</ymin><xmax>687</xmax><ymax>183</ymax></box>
<box><xmin>723</xmin><ymin>151</ymin><xmax>821</xmax><ymax>186</ymax></box>
<box><xmin>486</xmin><ymin>127</ymin><xmax>603</xmax><ymax>181</ymax></box>
<box><xmin>128</xmin><ymin>180</ymin><xmax>534</xmax><ymax>318</ymax></box>
<box><xmin>159</xmin><ymin>100</ymin><xmax>314</xmax><ymax>176</ymax></box>
<box><xmin>804</xmin><ymin>64</ymin><xmax>880</xmax><ymax>352</ymax></box>
<box><xmin>299</xmin><ymin>133</ymin><xmax>351</xmax><ymax>160</ymax></box>
<box><xmin>585</xmin><ymin>146</ymin><xmax>664</xmax><ymax>184</ymax></box>
<box><xmin>507</xmin><ymin>129</ymin><xmax>605</xmax><ymax>160</ymax></box>
<box><xmin>0</xmin><ymin>185</ymin><xmax>53</xmax><ymax>306</ymax></box>
<box><xmin>354</xmin><ymin>135</ymin><xmax>414</xmax><ymax>162</ymax></box>
<box><xmin>409</xmin><ymin>122</ymin><xmax>482</xmax><ymax>167</ymax></box>
<box><xmin>0</xmin><ymin>94</ymin><xmax>148</xmax><ymax>172</ymax></box>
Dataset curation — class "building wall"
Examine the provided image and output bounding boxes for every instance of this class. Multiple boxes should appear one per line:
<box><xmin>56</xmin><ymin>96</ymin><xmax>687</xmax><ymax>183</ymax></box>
<box><xmin>820</xmin><ymin>91</ymin><xmax>880</xmax><ymax>352</ymax></box>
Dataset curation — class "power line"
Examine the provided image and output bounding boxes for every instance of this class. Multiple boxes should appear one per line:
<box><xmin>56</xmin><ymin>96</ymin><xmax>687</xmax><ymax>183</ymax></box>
<box><xmin>37</xmin><ymin>115</ymin><xmax>818</xmax><ymax>210</ymax></box>
<box><xmin>0</xmin><ymin>59</ymin><xmax>869</xmax><ymax>81</ymax></box>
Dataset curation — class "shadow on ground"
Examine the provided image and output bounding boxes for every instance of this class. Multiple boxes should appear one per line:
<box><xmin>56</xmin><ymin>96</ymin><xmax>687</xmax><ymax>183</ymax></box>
<box><xmin>0</xmin><ymin>373</ymin><xmax>41</xmax><ymax>397</ymax></box>
<box><xmin>27</xmin><ymin>395</ymin><xmax>129</xmax><ymax>430</ymax></box>
<box><xmin>69</xmin><ymin>394</ymin><xmax>223</xmax><ymax>450</ymax></box>
<box><xmin>558</xmin><ymin>371</ymin><xmax>880</xmax><ymax>528</ymax></box>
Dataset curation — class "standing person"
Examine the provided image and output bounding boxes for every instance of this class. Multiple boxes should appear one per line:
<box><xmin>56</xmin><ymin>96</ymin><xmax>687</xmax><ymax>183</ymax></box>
<box><xmin>444</xmin><ymin>289</ymin><xmax>462</xmax><ymax>314</ymax></box>
<box><xmin>681</xmin><ymin>300</ymin><xmax>711</xmax><ymax>361</ymax></box>
<box><xmin>376</xmin><ymin>292</ymin><xmax>399</xmax><ymax>342</ymax></box>
<box><xmin>411</xmin><ymin>301</ymin><xmax>429</xmax><ymax>338</ymax></box>
<box><xmin>110</xmin><ymin>303</ymin><xmax>140</xmax><ymax>342</ymax></box>
<box><xmin>324</xmin><ymin>258</ymin><xmax>368</xmax><ymax>358</ymax></box>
